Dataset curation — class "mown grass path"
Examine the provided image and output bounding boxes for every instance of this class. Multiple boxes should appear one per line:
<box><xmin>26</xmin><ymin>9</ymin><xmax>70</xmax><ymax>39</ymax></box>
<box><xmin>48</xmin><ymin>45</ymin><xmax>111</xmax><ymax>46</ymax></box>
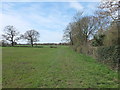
<box><xmin>2</xmin><ymin>46</ymin><xmax>118</xmax><ymax>88</ymax></box>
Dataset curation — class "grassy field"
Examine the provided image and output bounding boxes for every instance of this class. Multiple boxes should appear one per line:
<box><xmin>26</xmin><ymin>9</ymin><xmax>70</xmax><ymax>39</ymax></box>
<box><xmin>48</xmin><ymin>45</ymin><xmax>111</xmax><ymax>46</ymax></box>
<box><xmin>2</xmin><ymin>46</ymin><xmax>119</xmax><ymax>88</ymax></box>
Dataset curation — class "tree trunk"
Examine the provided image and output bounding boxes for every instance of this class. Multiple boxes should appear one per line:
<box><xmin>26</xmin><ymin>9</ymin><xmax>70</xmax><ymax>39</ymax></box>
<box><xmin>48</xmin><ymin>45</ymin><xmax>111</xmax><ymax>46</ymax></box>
<box><xmin>11</xmin><ymin>42</ymin><xmax>14</xmax><ymax>46</ymax></box>
<box><xmin>70</xmin><ymin>35</ymin><xmax>73</xmax><ymax>45</ymax></box>
<box><xmin>31</xmin><ymin>41</ymin><xmax>33</xmax><ymax>47</ymax></box>
<box><xmin>32</xmin><ymin>43</ymin><xmax>33</xmax><ymax>47</ymax></box>
<box><xmin>30</xmin><ymin>37</ymin><xmax>33</xmax><ymax>47</ymax></box>
<box><xmin>69</xmin><ymin>32</ymin><xmax>73</xmax><ymax>45</ymax></box>
<box><xmin>11</xmin><ymin>35</ymin><xmax>14</xmax><ymax>46</ymax></box>
<box><xmin>85</xmin><ymin>36</ymin><xmax>88</xmax><ymax>43</ymax></box>
<box><xmin>31</xmin><ymin>42</ymin><xmax>33</xmax><ymax>47</ymax></box>
<box><xmin>84</xmin><ymin>35</ymin><xmax>88</xmax><ymax>46</ymax></box>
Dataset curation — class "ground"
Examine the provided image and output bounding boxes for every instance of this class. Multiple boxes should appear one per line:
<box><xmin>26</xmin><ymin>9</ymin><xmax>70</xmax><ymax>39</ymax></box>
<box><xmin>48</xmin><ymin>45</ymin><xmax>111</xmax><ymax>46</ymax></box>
<box><xmin>2</xmin><ymin>46</ymin><xmax>119</xmax><ymax>88</ymax></box>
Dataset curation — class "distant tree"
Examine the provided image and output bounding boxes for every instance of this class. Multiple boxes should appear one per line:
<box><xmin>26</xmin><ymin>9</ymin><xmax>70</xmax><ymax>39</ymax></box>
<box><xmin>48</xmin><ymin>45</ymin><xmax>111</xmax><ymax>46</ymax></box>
<box><xmin>63</xmin><ymin>23</ymin><xmax>74</xmax><ymax>45</ymax></box>
<box><xmin>22</xmin><ymin>30</ymin><xmax>40</xmax><ymax>47</ymax></box>
<box><xmin>2</xmin><ymin>25</ymin><xmax>19</xmax><ymax>46</ymax></box>
<box><xmin>0</xmin><ymin>40</ymin><xmax>9</xmax><ymax>47</ymax></box>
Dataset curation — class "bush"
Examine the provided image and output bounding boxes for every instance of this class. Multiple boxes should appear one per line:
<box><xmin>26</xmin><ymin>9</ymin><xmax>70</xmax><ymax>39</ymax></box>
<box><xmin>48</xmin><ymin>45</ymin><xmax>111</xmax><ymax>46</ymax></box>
<box><xmin>76</xmin><ymin>45</ymin><xmax>88</xmax><ymax>55</ymax></box>
<box><xmin>75</xmin><ymin>44</ymin><xmax>119</xmax><ymax>69</ymax></box>
<box><xmin>35</xmin><ymin>46</ymin><xmax>44</xmax><ymax>48</ymax></box>
<box><xmin>50</xmin><ymin>46</ymin><xmax>57</xmax><ymax>48</ymax></box>
<box><xmin>92</xmin><ymin>34</ymin><xmax>105</xmax><ymax>46</ymax></box>
<box><xmin>76</xmin><ymin>45</ymin><xmax>98</xmax><ymax>58</ymax></box>
<box><xmin>97</xmin><ymin>45</ymin><xmax>120</xmax><ymax>69</ymax></box>
<box><xmin>103</xmin><ymin>24</ymin><xmax>119</xmax><ymax>46</ymax></box>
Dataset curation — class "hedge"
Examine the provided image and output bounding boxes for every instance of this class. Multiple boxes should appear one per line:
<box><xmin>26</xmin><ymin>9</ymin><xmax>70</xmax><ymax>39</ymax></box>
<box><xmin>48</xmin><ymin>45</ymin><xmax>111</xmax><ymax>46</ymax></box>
<box><xmin>74</xmin><ymin>45</ymin><xmax>120</xmax><ymax>69</ymax></box>
<box><xmin>97</xmin><ymin>45</ymin><xmax>120</xmax><ymax>69</ymax></box>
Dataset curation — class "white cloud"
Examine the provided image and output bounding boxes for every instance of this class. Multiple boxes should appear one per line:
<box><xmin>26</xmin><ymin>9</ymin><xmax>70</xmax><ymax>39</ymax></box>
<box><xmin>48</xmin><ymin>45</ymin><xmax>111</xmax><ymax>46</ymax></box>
<box><xmin>2</xmin><ymin>2</ymin><xmax>100</xmax><ymax>43</ymax></box>
<box><xmin>2</xmin><ymin>2</ymin><xmax>14</xmax><ymax>10</ymax></box>
<box><xmin>0</xmin><ymin>12</ymin><xmax>65</xmax><ymax>43</ymax></box>
<box><xmin>39</xmin><ymin>29</ymin><xmax>63</xmax><ymax>43</ymax></box>
<box><xmin>0</xmin><ymin>2</ymin><xmax>68</xmax><ymax>43</ymax></box>
<box><xmin>0</xmin><ymin>13</ymin><xmax>31</xmax><ymax>34</ymax></box>
<box><xmin>86</xmin><ymin>3</ymin><xmax>98</xmax><ymax>10</ymax></box>
<box><xmin>1</xmin><ymin>16</ymin><xmax>62</xmax><ymax>43</ymax></box>
<box><xmin>69</xmin><ymin>2</ymin><xmax>84</xmax><ymax>11</ymax></box>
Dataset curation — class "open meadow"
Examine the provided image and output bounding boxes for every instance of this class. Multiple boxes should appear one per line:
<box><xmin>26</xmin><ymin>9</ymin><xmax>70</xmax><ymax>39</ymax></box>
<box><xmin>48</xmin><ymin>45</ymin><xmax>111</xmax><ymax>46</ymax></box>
<box><xmin>2</xmin><ymin>46</ymin><xmax>118</xmax><ymax>88</ymax></box>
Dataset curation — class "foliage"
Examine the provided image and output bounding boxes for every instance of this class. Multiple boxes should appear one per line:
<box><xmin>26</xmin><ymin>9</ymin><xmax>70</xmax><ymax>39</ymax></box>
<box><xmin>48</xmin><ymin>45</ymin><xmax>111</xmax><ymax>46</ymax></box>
<box><xmin>97</xmin><ymin>45</ymin><xmax>120</xmax><ymax>69</ymax></box>
<box><xmin>63</xmin><ymin>0</ymin><xmax>119</xmax><ymax>69</ymax></box>
<box><xmin>103</xmin><ymin>23</ymin><xmax>119</xmax><ymax>46</ymax></box>
<box><xmin>50</xmin><ymin>46</ymin><xmax>57</xmax><ymax>48</ymax></box>
<box><xmin>92</xmin><ymin>34</ymin><xmax>105</xmax><ymax>46</ymax></box>
<box><xmin>76</xmin><ymin>45</ymin><xmax>98</xmax><ymax>58</ymax></box>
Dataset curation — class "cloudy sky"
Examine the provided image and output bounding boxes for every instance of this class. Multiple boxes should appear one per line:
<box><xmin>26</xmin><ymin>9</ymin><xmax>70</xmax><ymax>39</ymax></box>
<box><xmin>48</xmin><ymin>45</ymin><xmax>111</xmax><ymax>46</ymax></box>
<box><xmin>0</xmin><ymin>0</ymin><xmax>100</xmax><ymax>43</ymax></box>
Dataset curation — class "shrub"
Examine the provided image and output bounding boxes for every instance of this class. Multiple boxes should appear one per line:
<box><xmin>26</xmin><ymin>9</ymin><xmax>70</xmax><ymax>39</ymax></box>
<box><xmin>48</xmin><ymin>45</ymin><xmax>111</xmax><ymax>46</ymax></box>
<box><xmin>50</xmin><ymin>46</ymin><xmax>57</xmax><ymax>48</ymax></box>
<box><xmin>103</xmin><ymin>24</ymin><xmax>119</xmax><ymax>46</ymax></box>
<box><xmin>35</xmin><ymin>46</ymin><xmax>44</xmax><ymax>48</ymax></box>
<box><xmin>97</xmin><ymin>45</ymin><xmax>120</xmax><ymax>69</ymax></box>
<box><xmin>92</xmin><ymin>34</ymin><xmax>105</xmax><ymax>46</ymax></box>
<box><xmin>76</xmin><ymin>45</ymin><xmax>98</xmax><ymax>58</ymax></box>
<box><xmin>75</xmin><ymin>44</ymin><xmax>119</xmax><ymax>69</ymax></box>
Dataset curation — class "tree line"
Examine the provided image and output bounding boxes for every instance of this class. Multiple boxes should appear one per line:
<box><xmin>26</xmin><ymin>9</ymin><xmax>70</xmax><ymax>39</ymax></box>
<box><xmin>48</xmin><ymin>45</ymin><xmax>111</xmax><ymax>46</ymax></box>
<box><xmin>63</xmin><ymin>0</ymin><xmax>119</xmax><ymax>69</ymax></box>
<box><xmin>63</xmin><ymin>0</ymin><xmax>119</xmax><ymax>47</ymax></box>
<box><xmin>2</xmin><ymin>26</ymin><xmax>40</xmax><ymax>47</ymax></box>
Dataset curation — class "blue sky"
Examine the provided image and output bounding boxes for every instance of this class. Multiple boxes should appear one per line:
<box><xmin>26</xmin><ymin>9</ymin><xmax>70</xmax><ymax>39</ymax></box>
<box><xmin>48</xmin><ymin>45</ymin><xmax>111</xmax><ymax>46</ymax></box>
<box><xmin>0</xmin><ymin>1</ymin><xmax>100</xmax><ymax>43</ymax></box>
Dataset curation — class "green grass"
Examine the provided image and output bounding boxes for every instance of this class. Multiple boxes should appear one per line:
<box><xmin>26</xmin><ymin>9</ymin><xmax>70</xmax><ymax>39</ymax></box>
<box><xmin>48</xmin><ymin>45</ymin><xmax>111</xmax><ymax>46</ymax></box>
<box><xmin>2</xmin><ymin>46</ymin><xmax>119</xmax><ymax>88</ymax></box>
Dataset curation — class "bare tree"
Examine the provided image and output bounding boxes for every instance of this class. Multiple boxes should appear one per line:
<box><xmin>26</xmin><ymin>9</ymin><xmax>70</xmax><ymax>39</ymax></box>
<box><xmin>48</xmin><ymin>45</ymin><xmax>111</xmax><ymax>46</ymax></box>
<box><xmin>97</xmin><ymin>0</ymin><xmax>119</xmax><ymax>21</ymax></box>
<box><xmin>2</xmin><ymin>25</ymin><xmax>19</xmax><ymax>46</ymax></box>
<box><xmin>63</xmin><ymin>15</ymin><xmax>98</xmax><ymax>46</ymax></box>
<box><xmin>96</xmin><ymin>0</ymin><xmax>120</xmax><ymax>44</ymax></box>
<box><xmin>22</xmin><ymin>30</ymin><xmax>40</xmax><ymax>47</ymax></box>
<box><xmin>72</xmin><ymin>16</ymin><xmax>98</xmax><ymax>44</ymax></box>
<box><xmin>63</xmin><ymin>12</ymin><xmax>83</xmax><ymax>45</ymax></box>
<box><xmin>63</xmin><ymin>23</ymin><xmax>74</xmax><ymax>45</ymax></box>
<box><xmin>79</xmin><ymin>16</ymin><xmax>98</xmax><ymax>43</ymax></box>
